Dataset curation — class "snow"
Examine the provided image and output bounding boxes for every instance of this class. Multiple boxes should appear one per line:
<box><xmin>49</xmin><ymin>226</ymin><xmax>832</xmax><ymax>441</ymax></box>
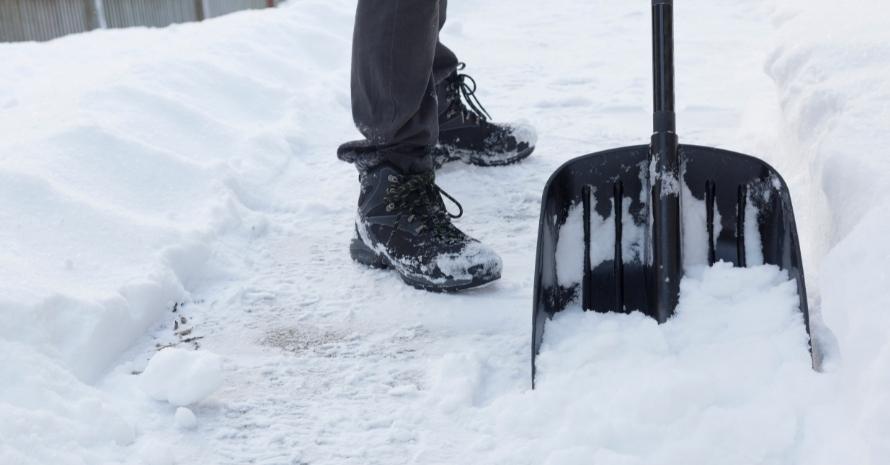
<box><xmin>1</xmin><ymin>0</ymin><xmax>889</xmax><ymax>463</ymax></box>
<box><xmin>681</xmin><ymin>183</ymin><xmax>722</xmax><ymax>268</ymax></box>
<box><xmin>555</xmin><ymin>203</ymin><xmax>587</xmax><ymax>285</ymax></box>
<box><xmin>554</xmin><ymin>190</ymin><xmax>645</xmax><ymax>288</ymax></box>
<box><xmin>764</xmin><ymin>1</ymin><xmax>890</xmax><ymax>462</ymax></box>
<box><xmin>174</xmin><ymin>407</ymin><xmax>198</xmax><ymax>430</ymax></box>
<box><xmin>511</xmin><ymin>121</ymin><xmax>539</xmax><ymax>149</ymax></box>
<box><xmin>140</xmin><ymin>348</ymin><xmax>223</xmax><ymax>406</ymax></box>
<box><xmin>527</xmin><ymin>263</ymin><xmax>811</xmax><ymax>464</ymax></box>
<box><xmin>433</xmin><ymin>240</ymin><xmax>502</xmax><ymax>283</ymax></box>
<box><xmin>744</xmin><ymin>191</ymin><xmax>766</xmax><ymax>266</ymax></box>
<box><xmin>0</xmin><ymin>339</ymin><xmax>135</xmax><ymax>464</ymax></box>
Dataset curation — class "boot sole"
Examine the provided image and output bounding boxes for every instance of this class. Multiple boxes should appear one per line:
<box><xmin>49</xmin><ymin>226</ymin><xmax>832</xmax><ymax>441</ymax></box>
<box><xmin>349</xmin><ymin>238</ymin><xmax>500</xmax><ymax>293</ymax></box>
<box><xmin>434</xmin><ymin>145</ymin><xmax>535</xmax><ymax>168</ymax></box>
<box><xmin>466</xmin><ymin>144</ymin><xmax>535</xmax><ymax>167</ymax></box>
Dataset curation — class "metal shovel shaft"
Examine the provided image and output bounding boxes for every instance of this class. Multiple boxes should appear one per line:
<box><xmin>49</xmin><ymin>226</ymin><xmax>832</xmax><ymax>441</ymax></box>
<box><xmin>651</xmin><ymin>0</ymin><xmax>681</xmax><ymax>322</ymax></box>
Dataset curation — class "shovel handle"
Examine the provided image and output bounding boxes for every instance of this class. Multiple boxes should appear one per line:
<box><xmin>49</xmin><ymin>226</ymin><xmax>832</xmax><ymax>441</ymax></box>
<box><xmin>652</xmin><ymin>0</ymin><xmax>675</xmax><ymax>133</ymax></box>
<box><xmin>651</xmin><ymin>0</ymin><xmax>682</xmax><ymax>321</ymax></box>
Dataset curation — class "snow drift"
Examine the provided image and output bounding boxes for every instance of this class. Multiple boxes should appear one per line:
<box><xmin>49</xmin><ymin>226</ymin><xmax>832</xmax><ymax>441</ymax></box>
<box><xmin>766</xmin><ymin>0</ymin><xmax>890</xmax><ymax>461</ymax></box>
<box><xmin>0</xmin><ymin>1</ymin><xmax>353</xmax><ymax>463</ymax></box>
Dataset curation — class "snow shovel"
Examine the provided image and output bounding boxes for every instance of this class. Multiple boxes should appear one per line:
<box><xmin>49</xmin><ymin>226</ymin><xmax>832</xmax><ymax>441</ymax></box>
<box><xmin>531</xmin><ymin>0</ymin><xmax>814</xmax><ymax>386</ymax></box>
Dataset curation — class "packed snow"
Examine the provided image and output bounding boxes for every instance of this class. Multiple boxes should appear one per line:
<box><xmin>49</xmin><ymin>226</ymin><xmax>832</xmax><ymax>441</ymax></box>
<box><xmin>140</xmin><ymin>348</ymin><xmax>223</xmax><ymax>406</ymax></box>
<box><xmin>174</xmin><ymin>407</ymin><xmax>198</xmax><ymax>430</ymax></box>
<box><xmin>1</xmin><ymin>0</ymin><xmax>889</xmax><ymax>464</ymax></box>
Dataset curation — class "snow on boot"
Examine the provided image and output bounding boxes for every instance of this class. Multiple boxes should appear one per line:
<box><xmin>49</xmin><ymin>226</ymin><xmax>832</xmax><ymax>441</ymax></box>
<box><xmin>351</xmin><ymin>162</ymin><xmax>502</xmax><ymax>292</ymax></box>
<box><xmin>433</xmin><ymin>63</ymin><xmax>536</xmax><ymax>168</ymax></box>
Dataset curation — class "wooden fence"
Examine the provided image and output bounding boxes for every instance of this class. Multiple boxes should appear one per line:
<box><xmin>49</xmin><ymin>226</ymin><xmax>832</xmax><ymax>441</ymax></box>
<box><xmin>0</xmin><ymin>0</ymin><xmax>277</xmax><ymax>42</ymax></box>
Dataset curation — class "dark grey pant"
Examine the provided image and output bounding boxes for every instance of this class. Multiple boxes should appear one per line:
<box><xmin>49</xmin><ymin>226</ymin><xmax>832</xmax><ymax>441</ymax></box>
<box><xmin>338</xmin><ymin>0</ymin><xmax>459</xmax><ymax>173</ymax></box>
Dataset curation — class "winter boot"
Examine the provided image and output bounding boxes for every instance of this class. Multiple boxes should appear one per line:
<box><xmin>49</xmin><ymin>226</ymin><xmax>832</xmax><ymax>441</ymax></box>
<box><xmin>350</xmin><ymin>161</ymin><xmax>502</xmax><ymax>291</ymax></box>
<box><xmin>433</xmin><ymin>63</ymin><xmax>536</xmax><ymax>168</ymax></box>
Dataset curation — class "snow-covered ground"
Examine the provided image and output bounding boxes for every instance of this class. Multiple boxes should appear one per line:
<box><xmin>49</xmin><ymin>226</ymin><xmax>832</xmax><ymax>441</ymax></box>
<box><xmin>2</xmin><ymin>0</ymin><xmax>889</xmax><ymax>463</ymax></box>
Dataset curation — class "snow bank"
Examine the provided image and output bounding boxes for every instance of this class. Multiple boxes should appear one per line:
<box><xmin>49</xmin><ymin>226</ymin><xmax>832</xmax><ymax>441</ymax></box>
<box><xmin>0</xmin><ymin>340</ymin><xmax>135</xmax><ymax>465</ymax></box>
<box><xmin>767</xmin><ymin>0</ymin><xmax>890</xmax><ymax>461</ymax></box>
<box><xmin>0</xmin><ymin>0</ymin><xmax>352</xmax><ymax>462</ymax></box>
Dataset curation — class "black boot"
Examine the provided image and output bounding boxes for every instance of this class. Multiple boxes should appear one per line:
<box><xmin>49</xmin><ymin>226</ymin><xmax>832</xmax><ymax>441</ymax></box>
<box><xmin>433</xmin><ymin>63</ymin><xmax>536</xmax><ymax>168</ymax></box>
<box><xmin>351</xmin><ymin>161</ymin><xmax>502</xmax><ymax>292</ymax></box>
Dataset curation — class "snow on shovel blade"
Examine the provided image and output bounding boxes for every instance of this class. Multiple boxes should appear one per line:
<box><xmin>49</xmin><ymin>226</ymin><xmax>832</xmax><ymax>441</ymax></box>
<box><xmin>530</xmin><ymin>144</ymin><xmax>814</xmax><ymax>386</ymax></box>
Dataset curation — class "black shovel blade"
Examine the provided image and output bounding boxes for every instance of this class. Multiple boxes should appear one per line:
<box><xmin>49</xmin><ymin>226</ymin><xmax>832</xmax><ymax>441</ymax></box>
<box><xmin>531</xmin><ymin>143</ymin><xmax>812</xmax><ymax>384</ymax></box>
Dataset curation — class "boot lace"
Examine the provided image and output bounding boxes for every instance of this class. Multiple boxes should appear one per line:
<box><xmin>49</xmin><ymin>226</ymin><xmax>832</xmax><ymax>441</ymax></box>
<box><xmin>444</xmin><ymin>62</ymin><xmax>492</xmax><ymax>123</ymax></box>
<box><xmin>384</xmin><ymin>173</ymin><xmax>464</xmax><ymax>241</ymax></box>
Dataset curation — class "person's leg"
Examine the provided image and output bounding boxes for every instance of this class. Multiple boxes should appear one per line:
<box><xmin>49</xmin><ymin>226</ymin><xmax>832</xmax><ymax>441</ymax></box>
<box><xmin>342</xmin><ymin>0</ymin><xmax>503</xmax><ymax>292</ymax></box>
<box><xmin>432</xmin><ymin>0</ymin><xmax>459</xmax><ymax>87</ymax></box>
<box><xmin>338</xmin><ymin>0</ymin><xmax>441</xmax><ymax>174</ymax></box>
<box><xmin>429</xmin><ymin>0</ymin><xmax>537</xmax><ymax>168</ymax></box>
